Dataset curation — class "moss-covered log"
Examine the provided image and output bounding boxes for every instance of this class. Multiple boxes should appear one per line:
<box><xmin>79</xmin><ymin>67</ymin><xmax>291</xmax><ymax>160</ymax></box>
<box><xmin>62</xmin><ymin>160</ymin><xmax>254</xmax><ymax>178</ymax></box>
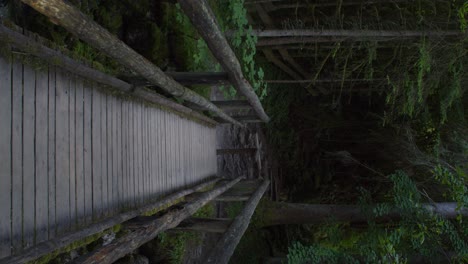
<box><xmin>20</xmin><ymin>0</ymin><xmax>241</xmax><ymax>126</ymax></box>
<box><xmin>177</xmin><ymin>0</ymin><xmax>270</xmax><ymax>123</ymax></box>
<box><xmin>76</xmin><ymin>177</ymin><xmax>244</xmax><ymax>264</ymax></box>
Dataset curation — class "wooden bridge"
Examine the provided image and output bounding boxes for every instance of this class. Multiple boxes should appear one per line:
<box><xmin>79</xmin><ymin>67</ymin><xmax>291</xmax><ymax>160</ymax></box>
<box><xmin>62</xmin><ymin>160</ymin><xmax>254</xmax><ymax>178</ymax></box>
<box><xmin>0</xmin><ymin>0</ymin><xmax>270</xmax><ymax>263</ymax></box>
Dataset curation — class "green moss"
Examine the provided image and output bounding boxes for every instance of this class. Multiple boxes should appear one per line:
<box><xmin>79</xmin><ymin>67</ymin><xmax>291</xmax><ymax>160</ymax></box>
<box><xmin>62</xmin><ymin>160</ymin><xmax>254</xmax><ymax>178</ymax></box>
<box><xmin>193</xmin><ymin>203</ymin><xmax>215</xmax><ymax>218</ymax></box>
<box><xmin>141</xmin><ymin>197</ymin><xmax>185</xmax><ymax>217</ymax></box>
<box><xmin>29</xmin><ymin>224</ymin><xmax>122</xmax><ymax>264</ymax></box>
<box><xmin>149</xmin><ymin>24</ymin><xmax>169</xmax><ymax>67</ymax></box>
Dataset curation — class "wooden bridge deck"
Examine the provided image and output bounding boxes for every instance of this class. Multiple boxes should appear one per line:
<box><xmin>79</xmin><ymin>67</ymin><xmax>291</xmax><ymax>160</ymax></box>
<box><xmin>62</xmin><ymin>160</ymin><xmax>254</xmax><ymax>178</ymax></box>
<box><xmin>0</xmin><ymin>55</ymin><xmax>217</xmax><ymax>259</ymax></box>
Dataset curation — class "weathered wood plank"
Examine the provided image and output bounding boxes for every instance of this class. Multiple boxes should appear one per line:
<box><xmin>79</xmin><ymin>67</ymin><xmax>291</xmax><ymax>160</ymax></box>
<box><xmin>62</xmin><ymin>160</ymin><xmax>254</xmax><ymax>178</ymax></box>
<box><xmin>129</xmin><ymin>102</ymin><xmax>134</xmax><ymax>207</ymax></box>
<box><xmin>47</xmin><ymin>66</ymin><xmax>57</xmax><ymax>239</ymax></box>
<box><xmin>23</xmin><ymin>65</ymin><xmax>36</xmax><ymax>248</ymax></box>
<box><xmin>35</xmin><ymin>66</ymin><xmax>49</xmax><ymax>244</ymax></box>
<box><xmin>101</xmin><ymin>94</ymin><xmax>108</xmax><ymax>217</ymax></box>
<box><xmin>121</xmin><ymin>101</ymin><xmax>127</xmax><ymax>207</ymax></box>
<box><xmin>11</xmin><ymin>60</ymin><xmax>23</xmax><ymax>253</ymax></box>
<box><xmin>69</xmin><ymin>77</ymin><xmax>76</xmax><ymax>229</ymax></box>
<box><xmin>55</xmin><ymin>69</ymin><xmax>71</xmax><ymax>234</ymax></box>
<box><xmin>91</xmin><ymin>88</ymin><xmax>102</xmax><ymax>220</ymax></box>
<box><xmin>0</xmin><ymin>55</ymin><xmax>12</xmax><ymax>258</ymax></box>
<box><xmin>116</xmin><ymin>98</ymin><xmax>122</xmax><ymax>210</ymax></box>
<box><xmin>75</xmin><ymin>78</ymin><xmax>85</xmax><ymax>225</ymax></box>
<box><xmin>83</xmin><ymin>81</ymin><xmax>93</xmax><ymax>224</ymax></box>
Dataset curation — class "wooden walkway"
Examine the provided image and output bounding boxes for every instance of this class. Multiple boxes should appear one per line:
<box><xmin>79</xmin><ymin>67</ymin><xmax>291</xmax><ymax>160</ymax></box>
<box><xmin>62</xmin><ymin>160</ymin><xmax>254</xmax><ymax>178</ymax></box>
<box><xmin>0</xmin><ymin>55</ymin><xmax>217</xmax><ymax>259</ymax></box>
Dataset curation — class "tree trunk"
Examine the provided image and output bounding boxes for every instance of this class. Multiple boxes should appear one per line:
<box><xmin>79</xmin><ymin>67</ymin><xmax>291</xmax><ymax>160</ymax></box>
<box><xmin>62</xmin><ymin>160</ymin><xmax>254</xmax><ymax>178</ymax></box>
<box><xmin>248</xmin><ymin>29</ymin><xmax>463</xmax><ymax>38</ymax></box>
<box><xmin>261</xmin><ymin>202</ymin><xmax>468</xmax><ymax>226</ymax></box>
<box><xmin>177</xmin><ymin>0</ymin><xmax>270</xmax><ymax>123</ymax></box>
<box><xmin>20</xmin><ymin>0</ymin><xmax>241</xmax><ymax>126</ymax></box>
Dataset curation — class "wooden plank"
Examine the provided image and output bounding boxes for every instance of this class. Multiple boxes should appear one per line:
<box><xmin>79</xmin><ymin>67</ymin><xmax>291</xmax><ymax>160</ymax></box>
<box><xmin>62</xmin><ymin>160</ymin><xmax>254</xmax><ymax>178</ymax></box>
<box><xmin>91</xmin><ymin>88</ymin><xmax>102</xmax><ymax>220</ymax></box>
<box><xmin>35</xmin><ymin>66</ymin><xmax>49</xmax><ymax>244</ymax></box>
<box><xmin>0</xmin><ymin>55</ymin><xmax>12</xmax><ymax>258</ymax></box>
<box><xmin>116</xmin><ymin>98</ymin><xmax>122</xmax><ymax>209</ymax></box>
<box><xmin>69</xmin><ymin>76</ymin><xmax>76</xmax><ymax>229</ymax></box>
<box><xmin>134</xmin><ymin>104</ymin><xmax>143</xmax><ymax>205</ymax></box>
<box><xmin>163</xmin><ymin>111</ymin><xmax>168</xmax><ymax>195</ymax></box>
<box><xmin>47</xmin><ymin>66</ymin><xmax>56</xmax><ymax>239</ymax></box>
<box><xmin>105</xmin><ymin>95</ymin><xmax>112</xmax><ymax>213</ymax></box>
<box><xmin>113</xmin><ymin>97</ymin><xmax>118</xmax><ymax>211</ymax></box>
<box><xmin>121</xmin><ymin>101</ymin><xmax>127</xmax><ymax>207</ymax></box>
<box><xmin>143</xmin><ymin>106</ymin><xmax>148</xmax><ymax>200</ymax></box>
<box><xmin>149</xmin><ymin>107</ymin><xmax>155</xmax><ymax>196</ymax></box>
<box><xmin>130</xmin><ymin>102</ymin><xmax>135</xmax><ymax>207</ymax></box>
<box><xmin>11</xmin><ymin>60</ymin><xmax>23</xmax><ymax>253</ymax></box>
<box><xmin>22</xmin><ymin>42</ymin><xmax>36</xmax><ymax>252</ymax></box>
<box><xmin>75</xmin><ymin>78</ymin><xmax>85</xmax><ymax>225</ymax></box>
<box><xmin>108</xmin><ymin>95</ymin><xmax>114</xmax><ymax>210</ymax></box>
<box><xmin>83</xmin><ymin>81</ymin><xmax>92</xmax><ymax>224</ymax></box>
<box><xmin>101</xmin><ymin>94</ymin><xmax>108</xmax><ymax>217</ymax></box>
<box><xmin>55</xmin><ymin>69</ymin><xmax>71</xmax><ymax>234</ymax></box>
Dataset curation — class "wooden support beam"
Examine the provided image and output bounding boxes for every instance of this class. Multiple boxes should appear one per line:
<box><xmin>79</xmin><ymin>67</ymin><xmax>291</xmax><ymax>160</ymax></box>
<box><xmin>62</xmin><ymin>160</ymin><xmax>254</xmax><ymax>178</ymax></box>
<box><xmin>174</xmin><ymin>218</ymin><xmax>232</xmax><ymax>233</ymax></box>
<box><xmin>217</xmin><ymin>148</ymin><xmax>257</xmax><ymax>155</ymax></box>
<box><xmin>177</xmin><ymin>0</ymin><xmax>270</xmax><ymax>123</ymax></box>
<box><xmin>214</xmin><ymin>195</ymin><xmax>250</xmax><ymax>202</ymax></box>
<box><xmin>0</xmin><ymin>178</ymin><xmax>220</xmax><ymax>264</ymax></box>
<box><xmin>205</xmin><ymin>180</ymin><xmax>270</xmax><ymax>263</ymax></box>
<box><xmin>76</xmin><ymin>177</ymin><xmax>244</xmax><ymax>264</ymax></box>
<box><xmin>20</xmin><ymin>0</ymin><xmax>241</xmax><ymax>126</ymax></box>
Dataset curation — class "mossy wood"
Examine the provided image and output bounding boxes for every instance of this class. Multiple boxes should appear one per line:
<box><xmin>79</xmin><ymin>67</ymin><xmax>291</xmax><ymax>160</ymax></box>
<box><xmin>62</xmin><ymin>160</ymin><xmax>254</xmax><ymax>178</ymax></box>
<box><xmin>177</xmin><ymin>0</ymin><xmax>270</xmax><ymax>123</ymax></box>
<box><xmin>0</xmin><ymin>23</ymin><xmax>217</xmax><ymax>126</ymax></box>
<box><xmin>0</xmin><ymin>178</ymin><xmax>220</xmax><ymax>264</ymax></box>
<box><xmin>76</xmin><ymin>177</ymin><xmax>244</xmax><ymax>264</ymax></box>
<box><xmin>20</xmin><ymin>0</ymin><xmax>241</xmax><ymax>126</ymax></box>
<box><xmin>205</xmin><ymin>180</ymin><xmax>270</xmax><ymax>264</ymax></box>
